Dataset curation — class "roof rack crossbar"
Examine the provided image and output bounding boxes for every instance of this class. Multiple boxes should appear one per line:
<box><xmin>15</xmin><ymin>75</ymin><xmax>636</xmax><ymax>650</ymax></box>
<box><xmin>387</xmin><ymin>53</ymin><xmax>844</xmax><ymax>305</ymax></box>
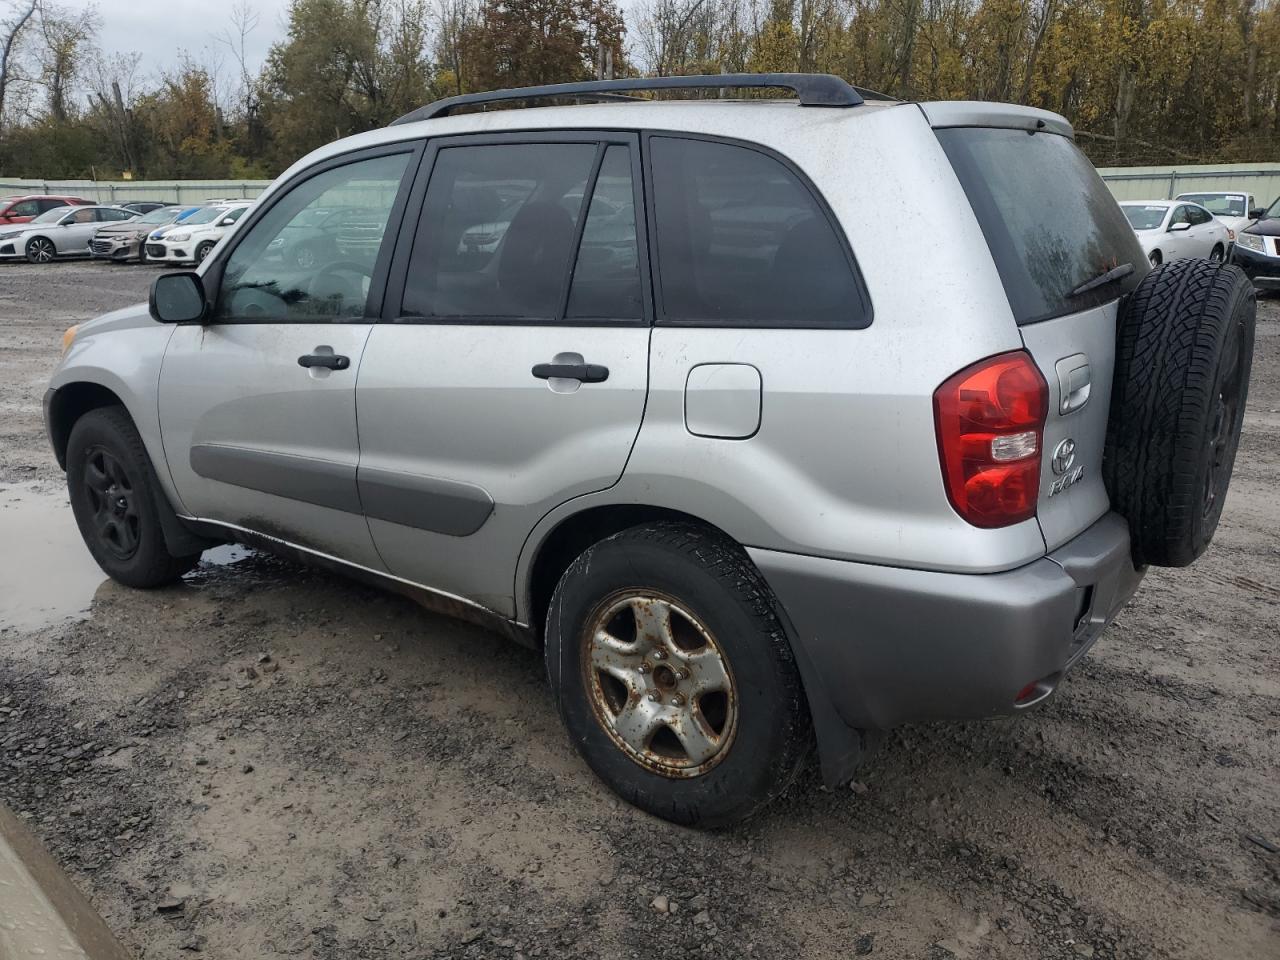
<box><xmin>391</xmin><ymin>73</ymin><xmax>864</xmax><ymax>126</ymax></box>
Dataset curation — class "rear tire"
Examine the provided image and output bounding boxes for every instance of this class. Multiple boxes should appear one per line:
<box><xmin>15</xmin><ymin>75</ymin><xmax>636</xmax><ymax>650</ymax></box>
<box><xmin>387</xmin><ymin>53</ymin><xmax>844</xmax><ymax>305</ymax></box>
<box><xmin>66</xmin><ymin>406</ymin><xmax>201</xmax><ymax>587</ymax></box>
<box><xmin>545</xmin><ymin>522</ymin><xmax>811</xmax><ymax>827</ymax></box>
<box><xmin>1104</xmin><ymin>260</ymin><xmax>1255</xmax><ymax>567</ymax></box>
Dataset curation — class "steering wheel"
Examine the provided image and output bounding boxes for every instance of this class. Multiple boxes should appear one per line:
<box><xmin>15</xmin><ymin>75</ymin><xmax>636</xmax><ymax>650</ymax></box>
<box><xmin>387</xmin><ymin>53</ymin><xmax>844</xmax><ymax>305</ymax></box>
<box><xmin>305</xmin><ymin>260</ymin><xmax>375</xmax><ymax>317</ymax></box>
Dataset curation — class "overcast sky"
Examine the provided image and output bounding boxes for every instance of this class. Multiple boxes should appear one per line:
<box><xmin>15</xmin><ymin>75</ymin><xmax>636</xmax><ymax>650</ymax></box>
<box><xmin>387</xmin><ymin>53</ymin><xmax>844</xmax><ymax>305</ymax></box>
<box><xmin>95</xmin><ymin>0</ymin><xmax>294</xmax><ymax>78</ymax></box>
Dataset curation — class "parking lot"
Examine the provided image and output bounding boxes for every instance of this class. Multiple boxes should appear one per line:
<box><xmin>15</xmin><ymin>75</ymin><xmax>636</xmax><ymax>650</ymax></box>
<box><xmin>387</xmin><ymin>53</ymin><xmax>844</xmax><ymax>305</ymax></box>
<box><xmin>1</xmin><ymin>260</ymin><xmax>1278</xmax><ymax>959</ymax></box>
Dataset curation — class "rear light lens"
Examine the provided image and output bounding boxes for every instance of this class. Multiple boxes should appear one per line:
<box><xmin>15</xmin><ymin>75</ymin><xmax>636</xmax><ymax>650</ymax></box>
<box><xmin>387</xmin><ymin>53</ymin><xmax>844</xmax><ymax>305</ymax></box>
<box><xmin>934</xmin><ymin>351</ymin><xmax>1049</xmax><ymax>528</ymax></box>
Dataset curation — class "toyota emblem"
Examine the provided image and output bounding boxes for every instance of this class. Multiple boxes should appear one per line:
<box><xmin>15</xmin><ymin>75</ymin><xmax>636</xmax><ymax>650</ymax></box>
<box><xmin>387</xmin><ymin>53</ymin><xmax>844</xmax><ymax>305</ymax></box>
<box><xmin>1051</xmin><ymin>438</ymin><xmax>1077</xmax><ymax>476</ymax></box>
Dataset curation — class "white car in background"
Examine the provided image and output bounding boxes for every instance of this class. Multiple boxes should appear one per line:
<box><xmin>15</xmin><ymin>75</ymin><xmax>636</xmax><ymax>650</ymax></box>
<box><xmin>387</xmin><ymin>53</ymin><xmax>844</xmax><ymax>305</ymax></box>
<box><xmin>146</xmin><ymin>202</ymin><xmax>253</xmax><ymax>265</ymax></box>
<box><xmin>1120</xmin><ymin>200</ymin><xmax>1232</xmax><ymax>267</ymax></box>
<box><xmin>1174</xmin><ymin>191</ymin><xmax>1264</xmax><ymax>245</ymax></box>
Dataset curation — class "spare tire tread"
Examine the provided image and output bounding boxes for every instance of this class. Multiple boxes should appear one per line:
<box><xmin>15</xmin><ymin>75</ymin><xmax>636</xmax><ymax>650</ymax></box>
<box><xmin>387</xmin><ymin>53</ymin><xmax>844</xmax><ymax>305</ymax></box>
<box><xmin>1104</xmin><ymin>259</ymin><xmax>1254</xmax><ymax>567</ymax></box>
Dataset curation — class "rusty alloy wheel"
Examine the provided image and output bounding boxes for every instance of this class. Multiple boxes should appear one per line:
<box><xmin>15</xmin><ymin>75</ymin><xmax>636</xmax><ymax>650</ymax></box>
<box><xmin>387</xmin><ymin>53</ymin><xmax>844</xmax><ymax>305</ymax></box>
<box><xmin>582</xmin><ymin>591</ymin><xmax>738</xmax><ymax>777</ymax></box>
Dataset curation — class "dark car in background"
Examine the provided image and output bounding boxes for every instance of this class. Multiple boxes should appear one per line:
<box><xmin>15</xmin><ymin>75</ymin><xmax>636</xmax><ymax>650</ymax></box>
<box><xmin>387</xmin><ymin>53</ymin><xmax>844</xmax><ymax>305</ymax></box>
<box><xmin>1232</xmin><ymin>195</ymin><xmax>1280</xmax><ymax>292</ymax></box>
<box><xmin>0</xmin><ymin>194</ymin><xmax>94</xmax><ymax>225</ymax></box>
<box><xmin>120</xmin><ymin>201</ymin><xmax>173</xmax><ymax>214</ymax></box>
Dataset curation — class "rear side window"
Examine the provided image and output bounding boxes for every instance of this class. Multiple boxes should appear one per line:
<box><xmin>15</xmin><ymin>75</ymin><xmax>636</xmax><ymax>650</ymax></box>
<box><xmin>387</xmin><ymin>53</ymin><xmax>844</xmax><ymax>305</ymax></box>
<box><xmin>937</xmin><ymin>128</ymin><xmax>1145</xmax><ymax>324</ymax></box>
<box><xmin>648</xmin><ymin>136</ymin><xmax>866</xmax><ymax>328</ymax></box>
<box><xmin>402</xmin><ymin>143</ymin><xmax>598</xmax><ymax>321</ymax></box>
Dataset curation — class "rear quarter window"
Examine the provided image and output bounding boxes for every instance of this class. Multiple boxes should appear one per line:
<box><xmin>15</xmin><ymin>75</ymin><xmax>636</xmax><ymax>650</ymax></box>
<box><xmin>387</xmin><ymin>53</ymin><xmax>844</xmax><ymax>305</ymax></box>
<box><xmin>937</xmin><ymin>127</ymin><xmax>1145</xmax><ymax>324</ymax></box>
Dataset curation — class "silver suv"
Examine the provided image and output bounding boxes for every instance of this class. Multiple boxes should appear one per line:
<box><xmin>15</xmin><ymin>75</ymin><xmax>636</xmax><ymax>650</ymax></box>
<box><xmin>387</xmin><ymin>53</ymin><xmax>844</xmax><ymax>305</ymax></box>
<box><xmin>45</xmin><ymin>75</ymin><xmax>1255</xmax><ymax>826</ymax></box>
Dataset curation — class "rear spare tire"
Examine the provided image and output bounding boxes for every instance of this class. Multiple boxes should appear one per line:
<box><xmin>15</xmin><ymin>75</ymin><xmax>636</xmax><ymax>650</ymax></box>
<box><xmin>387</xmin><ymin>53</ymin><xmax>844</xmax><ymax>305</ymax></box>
<box><xmin>1104</xmin><ymin>260</ymin><xmax>1255</xmax><ymax>567</ymax></box>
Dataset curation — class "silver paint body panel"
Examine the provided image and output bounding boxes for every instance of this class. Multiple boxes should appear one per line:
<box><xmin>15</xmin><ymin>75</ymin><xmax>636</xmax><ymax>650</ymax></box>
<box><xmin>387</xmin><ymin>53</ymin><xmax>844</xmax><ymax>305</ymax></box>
<box><xmin>47</xmin><ymin>95</ymin><xmax>1126</xmax><ymax>690</ymax></box>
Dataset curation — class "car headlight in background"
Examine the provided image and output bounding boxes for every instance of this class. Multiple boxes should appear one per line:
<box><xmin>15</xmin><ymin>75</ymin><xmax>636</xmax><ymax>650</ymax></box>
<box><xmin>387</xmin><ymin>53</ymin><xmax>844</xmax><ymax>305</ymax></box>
<box><xmin>167</xmin><ymin>233</ymin><xmax>190</xmax><ymax>242</ymax></box>
<box><xmin>61</xmin><ymin>324</ymin><xmax>79</xmax><ymax>354</ymax></box>
<box><xmin>0</xmin><ymin>231</ymin><xmax>21</xmax><ymax>241</ymax></box>
<box><xmin>1236</xmin><ymin>232</ymin><xmax>1266</xmax><ymax>252</ymax></box>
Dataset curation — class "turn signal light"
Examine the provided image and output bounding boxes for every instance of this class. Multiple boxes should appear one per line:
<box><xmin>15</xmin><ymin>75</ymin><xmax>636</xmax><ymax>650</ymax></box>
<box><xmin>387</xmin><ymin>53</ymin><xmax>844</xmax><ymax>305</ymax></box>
<box><xmin>934</xmin><ymin>351</ymin><xmax>1048</xmax><ymax>528</ymax></box>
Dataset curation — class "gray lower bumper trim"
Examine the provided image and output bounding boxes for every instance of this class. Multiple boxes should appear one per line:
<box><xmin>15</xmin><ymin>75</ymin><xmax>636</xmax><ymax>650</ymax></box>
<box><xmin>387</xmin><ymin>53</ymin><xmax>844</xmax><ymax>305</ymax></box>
<box><xmin>752</xmin><ymin>512</ymin><xmax>1144</xmax><ymax>731</ymax></box>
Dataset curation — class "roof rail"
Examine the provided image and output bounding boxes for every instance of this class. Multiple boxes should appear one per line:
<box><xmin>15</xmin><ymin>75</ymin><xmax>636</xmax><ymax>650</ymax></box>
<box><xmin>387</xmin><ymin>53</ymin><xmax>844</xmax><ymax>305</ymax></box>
<box><xmin>391</xmin><ymin>73</ymin><xmax>864</xmax><ymax>126</ymax></box>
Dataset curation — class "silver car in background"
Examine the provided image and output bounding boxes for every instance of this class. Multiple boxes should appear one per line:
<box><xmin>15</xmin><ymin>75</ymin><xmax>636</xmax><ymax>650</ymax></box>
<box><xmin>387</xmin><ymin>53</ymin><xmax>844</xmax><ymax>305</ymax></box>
<box><xmin>1</xmin><ymin>205</ymin><xmax>137</xmax><ymax>263</ymax></box>
<box><xmin>43</xmin><ymin>75</ymin><xmax>1256</xmax><ymax>826</ymax></box>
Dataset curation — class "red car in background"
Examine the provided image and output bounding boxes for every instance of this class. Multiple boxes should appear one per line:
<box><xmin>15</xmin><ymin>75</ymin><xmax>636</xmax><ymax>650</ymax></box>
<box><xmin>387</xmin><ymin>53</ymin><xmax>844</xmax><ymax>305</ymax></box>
<box><xmin>0</xmin><ymin>195</ymin><xmax>94</xmax><ymax>225</ymax></box>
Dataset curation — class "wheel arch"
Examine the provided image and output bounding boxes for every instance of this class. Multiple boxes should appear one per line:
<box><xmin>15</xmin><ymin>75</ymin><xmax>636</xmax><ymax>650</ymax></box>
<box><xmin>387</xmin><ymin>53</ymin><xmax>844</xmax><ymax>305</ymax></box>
<box><xmin>520</xmin><ymin>502</ymin><xmax>874</xmax><ymax>788</ymax></box>
<box><xmin>46</xmin><ymin>381</ymin><xmax>127</xmax><ymax>469</ymax></box>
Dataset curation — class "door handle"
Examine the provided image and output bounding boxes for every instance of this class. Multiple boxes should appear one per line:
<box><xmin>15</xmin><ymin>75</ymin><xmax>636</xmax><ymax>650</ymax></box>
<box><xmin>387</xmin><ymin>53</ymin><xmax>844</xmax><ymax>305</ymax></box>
<box><xmin>298</xmin><ymin>352</ymin><xmax>350</xmax><ymax>370</ymax></box>
<box><xmin>532</xmin><ymin>362</ymin><xmax>609</xmax><ymax>383</ymax></box>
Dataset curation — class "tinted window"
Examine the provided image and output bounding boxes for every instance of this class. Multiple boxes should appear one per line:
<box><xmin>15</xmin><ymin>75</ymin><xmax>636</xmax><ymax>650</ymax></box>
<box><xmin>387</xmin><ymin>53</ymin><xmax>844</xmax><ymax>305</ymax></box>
<box><xmin>567</xmin><ymin>146</ymin><xmax>642</xmax><ymax>320</ymax></box>
<box><xmin>1123</xmin><ymin>205</ymin><xmax>1168</xmax><ymax>231</ymax></box>
<box><xmin>1170</xmin><ymin>205</ymin><xmax>1192</xmax><ymax>226</ymax></box>
<box><xmin>937</xmin><ymin>128</ymin><xmax>1145</xmax><ymax>324</ymax></box>
<box><xmin>650</xmin><ymin>137</ymin><xmax>863</xmax><ymax>327</ymax></box>
<box><xmin>1178</xmin><ymin>194</ymin><xmax>1246</xmax><ymax>217</ymax></box>
<box><xmin>97</xmin><ymin>208</ymin><xmax>133</xmax><ymax>222</ymax></box>
<box><xmin>214</xmin><ymin>152</ymin><xmax>410</xmax><ymax>324</ymax></box>
<box><xmin>8</xmin><ymin>200</ymin><xmax>39</xmax><ymax>217</ymax></box>
<box><xmin>69</xmin><ymin>209</ymin><xmax>96</xmax><ymax>224</ymax></box>
<box><xmin>402</xmin><ymin>143</ymin><xmax>596</xmax><ymax>320</ymax></box>
<box><xmin>37</xmin><ymin>199</ymin><xmax>65</xmax><ymax>213</ymax></box>
<box><xmin>1188</xmin><ymin>206</ymin><xmax>1212</xmax><ymax>226</ymax></box>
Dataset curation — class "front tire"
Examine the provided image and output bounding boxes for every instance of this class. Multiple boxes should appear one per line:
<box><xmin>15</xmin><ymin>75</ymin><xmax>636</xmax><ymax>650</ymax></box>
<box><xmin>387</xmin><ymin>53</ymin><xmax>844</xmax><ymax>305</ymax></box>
<box><xmin>66</xmin><ymin>406</ymin><xmax>201</xmax><ymax>587</ymax></box>
<box><xmin>195</xmin><ymin>241</ymin><xmax>215</xmax><ymax>263</ymax></box>
<box><xmin>545</xmin><ymin>522</ymin><xmax>810</xmax><ymax>827</ymax></box>
<box><xmin>26</xmin><ymin>236</ymin><xmax>55</xmax><ymax>264</ymax></box>
<box><xmin>1209</xmin><ymin>244</ymin><xmax>1225</xmax><ymax>262</ymax></box>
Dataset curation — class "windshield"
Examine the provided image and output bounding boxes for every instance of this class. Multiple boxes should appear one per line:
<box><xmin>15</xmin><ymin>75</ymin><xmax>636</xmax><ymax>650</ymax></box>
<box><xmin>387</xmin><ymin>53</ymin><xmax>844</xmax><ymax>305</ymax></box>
<box><xmin>31</xmin><ymin>206</ymin><xmax>73</xmax><ymax>224</ymax></box>
<box><xmin>1177</xmin><ymin>193</ymin><xmax>1246</xmax><ymax>217</ymax></box>
<box><xmin>1122</xmin><ymin>205</ymin><xmax>1169</xmax><ymax>230</ymax></box>
<box><xmin>139</xmin><ymin>206</ymin><xmax>181</xmax><ymax>224</ymax></box>
<box><xmin>937</xmin><ymin>127</ymin><xmax>1145</xmax><ymax>324</ymax></box>
<box><xmin>182</xmin><ymin>206</ymin><xmax>228</xmax><ymax>226</ymax></box>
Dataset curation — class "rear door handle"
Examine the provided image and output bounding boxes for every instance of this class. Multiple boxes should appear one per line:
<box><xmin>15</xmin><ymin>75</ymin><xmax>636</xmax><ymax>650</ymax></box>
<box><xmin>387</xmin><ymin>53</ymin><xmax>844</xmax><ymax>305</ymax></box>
<box><xmin>532</xmin><ymin>362</ymin><xmax>609</xmax><ymax>383</ymax></box>
<box><xmin>298</xmin><ymin>352</ymin><xmax>350</xmax><ymax>370</ymax></box>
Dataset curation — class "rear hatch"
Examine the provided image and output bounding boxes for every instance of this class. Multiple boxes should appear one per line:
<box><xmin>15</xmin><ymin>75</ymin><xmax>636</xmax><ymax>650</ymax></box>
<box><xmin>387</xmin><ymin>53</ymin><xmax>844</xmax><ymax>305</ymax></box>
<box><xmin>930</xmin><ymin>112</ymin><xmax>1148</xmax><ymax>550</ymax></box>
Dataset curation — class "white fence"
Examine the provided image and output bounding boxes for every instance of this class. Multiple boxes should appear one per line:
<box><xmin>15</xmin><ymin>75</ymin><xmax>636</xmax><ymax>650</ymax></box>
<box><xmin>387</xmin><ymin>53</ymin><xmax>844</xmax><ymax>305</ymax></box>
<box><xmin>0</xmin><ymin>179</ymin><xmax>272</xmax><ymax>205</ymax></box>
<box><xmin>1098</xmin><ymin>163</ymin><xmax>1280</xmax><ymax>204</ymax></box>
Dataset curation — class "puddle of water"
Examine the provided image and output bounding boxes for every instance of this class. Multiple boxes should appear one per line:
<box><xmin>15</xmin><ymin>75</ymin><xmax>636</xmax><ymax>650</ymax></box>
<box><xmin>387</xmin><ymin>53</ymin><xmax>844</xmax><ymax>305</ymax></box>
<box><xmin>0</xmin><ymin>484</ymin><xmax>255</xmax><ymax>633</ymax></box>
<box><xmin>0</xmin><ymin>484</ymin><xmax>107</xmax><ymax>632</ymax></box>
<box><xmin>202</xmin><ymin>544</ymin><xmax>252</xmax><ymax>567</ymax></box>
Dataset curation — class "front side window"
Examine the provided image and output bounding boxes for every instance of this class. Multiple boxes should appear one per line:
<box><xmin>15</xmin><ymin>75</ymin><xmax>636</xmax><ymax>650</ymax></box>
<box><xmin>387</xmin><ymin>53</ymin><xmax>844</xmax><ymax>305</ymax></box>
<box><xmin>649</xmin><ymin>136</ymin><xmax>864</xmax><ymax>327</ymax></box>
<box><xmin>1188</xmin><ymin>206</ymin><xmax>1213</xmax><ymax>226</ymax></box>
<box><xmin>402</xmin><ymin>142</ymin><xmax>600</xmax><ymax>320</ymax></box>
<box><xmin>1170</xmin><ymin>205</ymin><xmax>1192</xmax><ymax>227</ymax></box>
<box><xmin>9</xmin><ymin>200</ymin><xmax>39</xmax><ymax>217</ymax></box>
<box><xmin>69</xmin><ymin>209</ymin><xmax>96</xmax><ymax>224</ymax></box>
<box><xmin>214</xmin><ymin>152</ymin><xmax>411</xmax><ymax>323</ymax></box>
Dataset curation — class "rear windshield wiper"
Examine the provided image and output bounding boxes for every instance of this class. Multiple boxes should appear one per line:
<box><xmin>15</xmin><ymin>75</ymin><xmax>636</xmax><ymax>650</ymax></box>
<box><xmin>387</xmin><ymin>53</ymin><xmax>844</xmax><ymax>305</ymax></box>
<box><xmin>1069</xmin><ymin>262</ymin><xmax>1134</xmax><ymax>298</ymax></box>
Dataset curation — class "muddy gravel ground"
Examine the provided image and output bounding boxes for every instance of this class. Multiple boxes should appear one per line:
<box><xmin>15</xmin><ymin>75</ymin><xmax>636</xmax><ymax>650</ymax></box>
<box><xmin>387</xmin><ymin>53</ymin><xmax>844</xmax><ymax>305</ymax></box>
<box><xmin>1</xmin><ymin>261</ymin><xmax>1278</xmax><ymax>960</ymax></box>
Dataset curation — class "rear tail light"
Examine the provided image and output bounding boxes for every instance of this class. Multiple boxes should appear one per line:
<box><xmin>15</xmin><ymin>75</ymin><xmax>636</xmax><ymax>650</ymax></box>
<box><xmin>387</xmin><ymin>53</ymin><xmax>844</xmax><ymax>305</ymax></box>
<box><xmin>934</xmin><ymin>351</ymin><xmax>1048</xmax><ymax>528</ymax></box>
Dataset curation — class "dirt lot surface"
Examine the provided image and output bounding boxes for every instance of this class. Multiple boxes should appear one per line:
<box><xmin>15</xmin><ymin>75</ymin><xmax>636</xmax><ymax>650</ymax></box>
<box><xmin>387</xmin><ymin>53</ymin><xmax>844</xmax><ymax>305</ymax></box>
<box><xmin>1</xmin><ymin>261</ymin><xmax>1278</xmax><ymax>960</ymax></box>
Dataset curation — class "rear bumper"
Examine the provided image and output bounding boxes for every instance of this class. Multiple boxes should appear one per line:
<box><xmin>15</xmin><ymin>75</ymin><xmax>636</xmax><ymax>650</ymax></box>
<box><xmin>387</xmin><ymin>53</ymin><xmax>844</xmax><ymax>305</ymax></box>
<box><xmin>1232</xmin><ymin>244</ymin><xmax>1280</xmax><ymax>288</ymax></box>
<box><xmin>752</xmin><ymin>512</ymin><xmax>1144</xmax><ymax>731</ymax></box>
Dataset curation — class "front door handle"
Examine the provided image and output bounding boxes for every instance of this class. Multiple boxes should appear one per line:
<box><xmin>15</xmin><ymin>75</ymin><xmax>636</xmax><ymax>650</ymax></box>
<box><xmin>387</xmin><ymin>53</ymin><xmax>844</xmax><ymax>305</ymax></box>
<box><xmin>298</xmin><ymin>352</ymin><xmax>350</xmax><ymax>371</ymax></box>
<box><xmin>532</xmin><ymin>362</ymin><xmax>609</xmax><ymax>383</ymax></box>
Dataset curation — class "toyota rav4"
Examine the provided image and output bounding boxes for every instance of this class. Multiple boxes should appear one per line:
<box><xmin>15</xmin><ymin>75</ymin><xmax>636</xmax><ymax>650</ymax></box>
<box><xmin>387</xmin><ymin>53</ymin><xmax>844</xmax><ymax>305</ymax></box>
<box><xmin>45</xmin><ymin>75</ymin><xmax>1256</xmax><ymax>826</ymax></box>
